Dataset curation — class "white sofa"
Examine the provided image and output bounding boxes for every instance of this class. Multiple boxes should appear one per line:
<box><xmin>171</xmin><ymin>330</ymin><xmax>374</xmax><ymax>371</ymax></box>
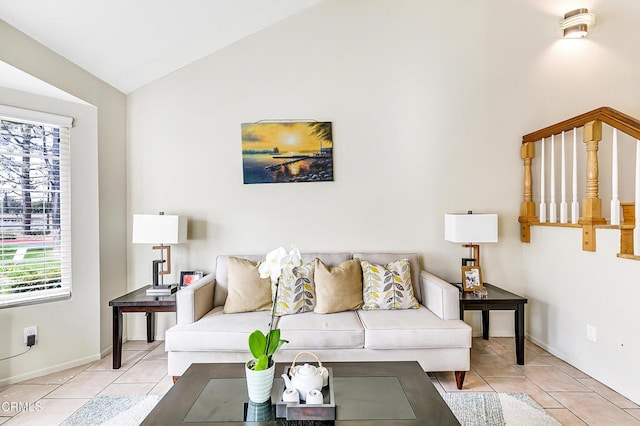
<box><xmin>165</xmin><ymin>252</ymin><xmax>472</xmax><ymax>389</ymax></box>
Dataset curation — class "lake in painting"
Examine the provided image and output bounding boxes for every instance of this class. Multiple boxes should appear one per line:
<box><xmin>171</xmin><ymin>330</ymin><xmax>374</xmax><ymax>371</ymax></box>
<box><xmin>241</xmin><ymin>121</ymin><xmax>333</xmax><ymax>184</ymax></box>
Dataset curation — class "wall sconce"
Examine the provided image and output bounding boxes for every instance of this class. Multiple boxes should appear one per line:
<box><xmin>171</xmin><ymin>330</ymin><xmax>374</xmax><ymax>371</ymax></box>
<box><xmin>560</xmin><ymin>8</ymin><xmax>595</xmax><ymax>39</ymax></box>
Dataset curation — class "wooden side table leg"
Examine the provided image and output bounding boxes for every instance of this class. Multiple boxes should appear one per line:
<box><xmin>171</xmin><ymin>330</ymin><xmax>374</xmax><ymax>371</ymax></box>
<box><xmin>112</xmin><ymin>307</ymin><xmax>123</xmax><ymax>369</ymax></box>
<box><xmin>481</xmin><ymin>310</ymin><xmax>490</xmax><ymax>340</ymax></box>
<box><xmin>515</xmin><ymin>304</ymin><xmax>525</xmax><ymax>365</ymax></box>
<box><xmin>146</xmin><ymin>312</ymin><xmax>155</xmax><ymax>343</ymax></box>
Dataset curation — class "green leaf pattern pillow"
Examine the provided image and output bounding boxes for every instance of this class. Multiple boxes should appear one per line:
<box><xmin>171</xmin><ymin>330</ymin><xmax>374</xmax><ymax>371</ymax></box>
<box><xmin>272</xmin><ymin>262</ymin><xmax>316</xmax><ymax>316</ymax></box>
<box><xmin>361</xmin><ymin>259</ymin><xmax>419</xmax><ymax>310</ymax></box>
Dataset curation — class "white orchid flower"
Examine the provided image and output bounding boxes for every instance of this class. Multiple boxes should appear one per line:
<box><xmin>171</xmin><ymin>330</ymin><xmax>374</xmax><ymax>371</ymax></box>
<box><xmin>258</xmin><ymin>246</ymin><xmax>302</xmax><ymax>285</ymax></box>
<box><xmin>259</xmin><ymin>246</ymin><xmax>287</xmax><ymax>283</ymax></box>
<box><xmin>284</xmin><ymin>246</ymin><xmax>302</xmax><ymax>269</ymax></box>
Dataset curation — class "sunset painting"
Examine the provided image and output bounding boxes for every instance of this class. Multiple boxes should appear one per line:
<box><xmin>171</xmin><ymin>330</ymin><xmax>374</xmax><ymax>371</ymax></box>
<box><xmin>241</xmin><ymin>121</ymin><xmax>333</xmax><ymax>184</ymax></box>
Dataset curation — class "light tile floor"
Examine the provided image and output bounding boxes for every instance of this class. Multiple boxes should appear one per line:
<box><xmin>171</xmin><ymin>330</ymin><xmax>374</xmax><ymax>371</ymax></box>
<box><xmin>432</xmin><ymin>337</ymin><xmax>640</xmax><ymax>425</ymax></box>
<box><xmin>0</xmin><ymin>337</ymin><xmax>638</xmax><ymax>425</ymax></box>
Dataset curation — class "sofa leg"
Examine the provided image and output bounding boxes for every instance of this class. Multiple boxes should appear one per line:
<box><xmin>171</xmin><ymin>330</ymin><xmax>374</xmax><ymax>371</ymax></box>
<box><xmin>172</xmin><ymin>376</ymin><xmax>180</xmax><ymax>384</ymax></box>
<box><xmin>454</xmin><ymin>371</ymin><xmax>466</xmax><ymax>389</ymax></box>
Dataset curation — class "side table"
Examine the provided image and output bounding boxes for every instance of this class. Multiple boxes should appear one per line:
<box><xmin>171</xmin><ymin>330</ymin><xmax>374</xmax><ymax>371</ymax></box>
<box><xmin>457</xmin><ymin>283</ymin><xmax>528</xmax><ymax>365</ymax></box>
<box><xmin>108</xmin><ymin>285</ymin><xmax>177</xmax><ymax>369</ymax></box>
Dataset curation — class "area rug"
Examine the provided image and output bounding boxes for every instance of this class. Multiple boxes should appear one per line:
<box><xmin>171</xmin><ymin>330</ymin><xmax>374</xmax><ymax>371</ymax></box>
<box><xmin>443</xmin><ymin>392</ymin><xmax>560</xmax><ymax>426</ymax></box>
<box><xmin>61</xmin><ymin>392</ymin><xmax>559</xmax><ymax>425</ymax></box>
<box><xmin>61</xmin><ymin>395</ymin><xmax>159</xmax><ymax>426</ymax></box>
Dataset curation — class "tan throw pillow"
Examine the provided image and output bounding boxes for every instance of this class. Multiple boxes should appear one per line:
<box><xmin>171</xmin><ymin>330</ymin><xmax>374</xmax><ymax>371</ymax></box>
<box><xmin>223</xmin><ymin>257</ymin><xmax>272</xmax><ymax>313</ymax></box>
<box><xmin>361</xmin><ymin>259</ymin><xmax>419</xmax><ymax>310</ymax></box>
<box><xmin>314</xmin><ymin>258</ymin><xmax>363</xmax><ymax>314</ymax></box>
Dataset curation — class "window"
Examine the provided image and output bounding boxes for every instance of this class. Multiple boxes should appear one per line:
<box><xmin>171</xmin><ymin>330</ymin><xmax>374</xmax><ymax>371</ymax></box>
<box><xmin>0</xmin><ymin>105</ymin><xmax>72</xmax><ymax>308</ymax></box>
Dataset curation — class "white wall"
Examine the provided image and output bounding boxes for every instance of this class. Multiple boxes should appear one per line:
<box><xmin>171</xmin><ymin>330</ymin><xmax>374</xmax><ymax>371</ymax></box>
<box><xmin>127</xmin><ymin>0</ymin><xmax>523</xmax><ymax>338</ymax></box>
<box><xmin>126</xmin><ymin>0</ymin><xmax>640</xmax><ymax>402</ymax></box>
<box><xmin>490</xmin><ymin>0</ymin><xmax>640</xmax><ymax>404</ymax></box>
<box><xmin>525</xmin><ymin>227</ymin><xmax>640</xmax><ymax>404</ymax></box>
<box><xmin>0</xmin><ymin>87</ymin><xmax>101</xmax><ymax>385</ymax></box>
<box><xmin>0</xmin><ymin>20</ymin><xmax>127</xmax><ymax>384</ymax></box>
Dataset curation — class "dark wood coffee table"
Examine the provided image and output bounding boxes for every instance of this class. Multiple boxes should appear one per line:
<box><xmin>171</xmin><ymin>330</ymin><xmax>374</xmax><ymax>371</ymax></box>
<box><xmin>142</xmin><ymin>361</ymin><xmax>459</xmax><ymax>425</ymax></box>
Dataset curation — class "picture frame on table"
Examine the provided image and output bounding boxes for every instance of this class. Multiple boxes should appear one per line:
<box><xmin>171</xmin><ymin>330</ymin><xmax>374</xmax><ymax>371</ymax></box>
<box><xmin>180</xmin><ymin>270</ymin><xmax>204</xmax><ymax>288</ymax></box>
<box><xmin>461</xmin><ymin>265</ymin><xmax>483</xmax><ymax>292</ymax></box>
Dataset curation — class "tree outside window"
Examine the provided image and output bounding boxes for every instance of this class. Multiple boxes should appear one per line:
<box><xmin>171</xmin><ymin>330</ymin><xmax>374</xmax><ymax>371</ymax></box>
<box><xmin>0</xmin><ymin>118</ymin><xmax>70</xmax><ymax>305</ymax></box>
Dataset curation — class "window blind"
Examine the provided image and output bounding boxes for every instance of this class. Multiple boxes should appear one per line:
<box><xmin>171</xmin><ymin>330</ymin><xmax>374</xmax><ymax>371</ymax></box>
<box><xmin>0</xmin><ymin>106</ymin><xmax>72</xmax><ymax>308</ymax></box>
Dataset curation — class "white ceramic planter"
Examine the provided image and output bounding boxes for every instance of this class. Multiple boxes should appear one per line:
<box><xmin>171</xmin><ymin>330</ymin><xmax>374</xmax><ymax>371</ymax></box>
<box><xmin>245</xmin><ymin>360</ymin><xmax>275</xmax><ymax>403</ymax></box>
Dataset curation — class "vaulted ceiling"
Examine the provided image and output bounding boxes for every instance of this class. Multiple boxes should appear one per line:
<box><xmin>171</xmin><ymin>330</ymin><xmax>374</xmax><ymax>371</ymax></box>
<box><xmin>0</xmin><ymin>0</ymin><xmax>322</xmax><ymax>93</ymax></box>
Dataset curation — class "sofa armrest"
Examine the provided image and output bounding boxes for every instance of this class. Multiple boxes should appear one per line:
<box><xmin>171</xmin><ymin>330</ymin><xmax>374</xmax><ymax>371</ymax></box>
<box><xmin>419</xmin><ymin>271</ymin><xmax>460</xmax><ymax>320</ymax></box>
<box><xmin>176</xmin><ymin>274</ymin><xmax>216</xmax><ymax>325</ymax></box>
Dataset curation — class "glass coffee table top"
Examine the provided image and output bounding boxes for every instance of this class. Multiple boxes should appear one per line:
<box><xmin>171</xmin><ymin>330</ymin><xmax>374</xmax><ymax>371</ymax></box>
<box><xmin>184</xmin><ymin>376</ymin><xmax>416</xmax><ymax>422</ymax></box>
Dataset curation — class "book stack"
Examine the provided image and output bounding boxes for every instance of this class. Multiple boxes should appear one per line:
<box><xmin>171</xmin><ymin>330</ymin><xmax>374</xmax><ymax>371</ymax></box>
<box><xmin>146</xmin><ymin>285</ymin><xmax>178</xmax><ymax>296</ymax></box>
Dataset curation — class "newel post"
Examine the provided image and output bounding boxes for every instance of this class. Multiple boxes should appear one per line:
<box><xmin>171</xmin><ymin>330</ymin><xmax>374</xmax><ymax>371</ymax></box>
<box><xmin>518</xmin><ymin>141</ymin><xmax>537</xmax><ymax>242</ymax></box>
<box><xmin>579</xmin><ymin>120</ymin><xmax>607</xmax><ymax>251</ymax></box>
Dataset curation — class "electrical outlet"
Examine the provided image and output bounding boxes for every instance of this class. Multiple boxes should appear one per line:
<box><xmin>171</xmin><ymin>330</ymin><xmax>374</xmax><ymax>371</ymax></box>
<box><xmin>24</xmin><ymin>325</ymin><xmax>37</xmax><ymax>345</ymax></box>
<box><xmin>586</xmin><ymin>324</ymin><xmax>597</xmax><ymax>342</ymax></box>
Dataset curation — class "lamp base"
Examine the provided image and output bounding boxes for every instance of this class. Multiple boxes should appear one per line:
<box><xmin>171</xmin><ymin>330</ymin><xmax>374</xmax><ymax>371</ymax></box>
<box><xmin>462</xmin><ymin>244</ymin><xmax>480</xmax><ymax>266</ymax></box>
<box><xmin>146</xmin><ymin>284</ymin><xmax>178</xmax><ymax>296</ymax></box>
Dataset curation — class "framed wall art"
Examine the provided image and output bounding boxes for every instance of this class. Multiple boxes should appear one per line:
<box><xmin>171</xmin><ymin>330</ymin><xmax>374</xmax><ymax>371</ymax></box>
<box><xmin>241</xmin><ymin>121</ymin><xmax>333</xmax><ymax>184</ymax></box>
<box><xmin>461</xmin><ymin>265</ymin><xmax>483</xmax><ymax>292</ymax></box>
<box><xmin>180</xmin><ymin>270</ymin><xmax>204</xmax><ymax>288</ymax></box>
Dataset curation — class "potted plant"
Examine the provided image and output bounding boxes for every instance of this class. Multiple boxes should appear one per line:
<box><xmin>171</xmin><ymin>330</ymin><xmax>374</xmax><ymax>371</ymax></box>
<box><xmin>245</xmin><ymin>246</ymin><xmax>301</xmax><ymax>403</ymax></box>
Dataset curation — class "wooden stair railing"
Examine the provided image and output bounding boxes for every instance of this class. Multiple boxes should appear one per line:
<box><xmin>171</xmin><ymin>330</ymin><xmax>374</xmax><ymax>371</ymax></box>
<box><xmin>519</xmin><ymin>107</ymin><xmax>640</xmax><ymax>253</ymax></box>
<box><xmin>619</xmin><ymin>202</ymin><xmax>635</xmax><ymax>257</ymax></box>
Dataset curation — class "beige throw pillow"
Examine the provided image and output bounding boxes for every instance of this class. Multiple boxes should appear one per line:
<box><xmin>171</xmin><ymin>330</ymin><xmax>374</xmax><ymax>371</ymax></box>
<box><xmin>223</xmin><ymin>257</ymin><xmax>272</xmax><ymax>313</ymax></box>
<box><xmin>314</xmin><ymin>258</ymin><xmax>363</xmax><ymax>314</ymax></box>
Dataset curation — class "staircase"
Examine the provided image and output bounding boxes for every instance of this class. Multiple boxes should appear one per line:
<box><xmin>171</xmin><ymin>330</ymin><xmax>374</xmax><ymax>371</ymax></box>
<box><xmin>518</xmin><ymin>107</ymin><xmax>640</xmax><ymax>259</ymax></box>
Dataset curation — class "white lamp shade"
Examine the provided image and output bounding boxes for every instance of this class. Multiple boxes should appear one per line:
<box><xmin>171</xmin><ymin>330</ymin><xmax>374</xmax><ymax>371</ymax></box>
<box><xmin>444</xmin><ymin>213</ymin><xmax>498</xmax><ymax>243</ymax></box>
<box><xmin>132</xmin><ymin>214</ymin><xmax>187</xmax><ymax>244</ymax></box>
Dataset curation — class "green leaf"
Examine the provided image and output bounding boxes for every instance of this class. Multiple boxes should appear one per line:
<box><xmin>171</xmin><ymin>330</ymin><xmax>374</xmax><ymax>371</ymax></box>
<box><xmin>266</xmin><ymin>329</ymin><xmax>284</xmax><ymax>357</ymax></box>
<box><xmin>271</xmin><ymin>338</ymin><xmax>288</xmax><ymax>356</ymax></box>
<box><xmin>254</xmin><ymin>354</ymin><xmax>269</xmax><ymax>371</ymax></box>
<box><xmin>248</xmin><ymin>330</ymin><xmax>266</xmax><ymax>359</ymax></box>
<box><xmin>263</xmin><ymin>329</ymin><xmax>288</xmax><ymax>358</ymax></box>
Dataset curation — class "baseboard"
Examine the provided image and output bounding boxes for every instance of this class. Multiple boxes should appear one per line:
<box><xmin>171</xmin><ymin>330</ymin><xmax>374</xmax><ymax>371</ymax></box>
<box><xmin>0</xmin><ymin>353</ymin><xmax>101</xmax><ymax>387</ymax></box>
<box><xmin>525</xmin><ymin>333</ymin><xmax>571</xmax><ymax>362</ymax></box>
<box><xmin>472</xmin><ymin>331</ymin><xmax>515</xmax><ymax>338</ymax></box>
<box><xmin>100</xmin><ymin>345</ymin><xmax>113</xmax><ymax>359</ymax></box>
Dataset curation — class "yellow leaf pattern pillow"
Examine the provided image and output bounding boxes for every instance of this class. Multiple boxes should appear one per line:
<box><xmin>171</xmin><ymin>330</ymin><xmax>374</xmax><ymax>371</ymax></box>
<box><xmin>272</xmin><ymin>262</ymin><xmax>316</xmax><ymax>316</ymax></box>
<box><xmin>361</xmin><ymin>259</ymin><xmax>419</xmax><ymax>310</ymax></box>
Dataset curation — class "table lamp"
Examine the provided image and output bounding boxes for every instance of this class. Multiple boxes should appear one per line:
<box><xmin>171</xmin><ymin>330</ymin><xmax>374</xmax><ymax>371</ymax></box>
<box><xmin>444</xmin><ymin>211</ymin><xmax>498</xmax><ymax>268</ymax></box>
<box><xmin>132</xmin><ymin>212</ymin><xmax>187</xmax><ymax>296</ymax></box>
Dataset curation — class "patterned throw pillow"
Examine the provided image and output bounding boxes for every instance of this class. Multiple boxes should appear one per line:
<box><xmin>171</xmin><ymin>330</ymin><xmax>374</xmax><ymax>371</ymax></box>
<box><xmin>361</xmin><ymin>259</ymin><xmax>419</xmax><ymax>310</ymax></box>
<box><xmin>272</xmin><ymin>262</ymin><xmax>316</xmax><ymax>316</ymax></box>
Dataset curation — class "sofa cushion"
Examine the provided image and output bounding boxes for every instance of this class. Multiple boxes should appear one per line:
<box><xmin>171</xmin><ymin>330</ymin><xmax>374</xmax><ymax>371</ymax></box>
<box><xmin>273</xmin><ymin>261</ymin><xmax>316</xmax><ymax>316</ymax></box>
<box><xmin>223</xmin><ymin>257</ymin><xmax>272</xmax><ymax>313</ymax></box>
<box><xmin>166</xmin><ymin>306</ymin><xmax>272</xmax><ymax>351</ymax></box>
<box><xmin>361</xmin><ymin>259</ymin><xmax>419</xmax><ymax>310</ymax></box>
<box><xmin>314</xmin><ymin>258</ymin><xmax>363</xmax><ymax>314</ymax></box>
<box><xmin>214</xmin><ymin>253</ymin><xmax>351</xmax><ymax>307</ymax></box>
<box><xmin>352</xmin><ymin>253</ymin><xmax>422</xmax><ymax>303</ymax></box>
<box><xmin>357</xmin><ymin>307</ymin><xmax>471</xmax><ymax>350</ymax></box>
<box><xmin>276</xmin><ymin>311</ymin><xmax>364</xmax><ymax>349</ymax></box>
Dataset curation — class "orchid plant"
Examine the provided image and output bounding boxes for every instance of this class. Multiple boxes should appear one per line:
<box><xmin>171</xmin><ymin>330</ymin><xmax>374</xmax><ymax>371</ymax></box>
<box><xmin>247</xmin><ymin>246</ymin><xmax>302</xmax><ymax>371</ymax></box>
